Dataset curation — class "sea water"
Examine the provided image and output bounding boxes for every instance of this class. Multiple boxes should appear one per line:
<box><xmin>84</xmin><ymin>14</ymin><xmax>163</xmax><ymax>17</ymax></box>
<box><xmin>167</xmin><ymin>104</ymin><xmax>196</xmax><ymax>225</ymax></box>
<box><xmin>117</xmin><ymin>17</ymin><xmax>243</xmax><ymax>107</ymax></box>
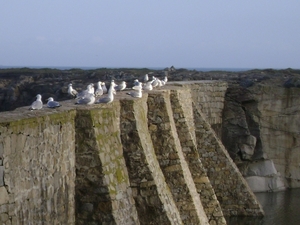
<box><xmin>226</xmin><ymin>188</ymin><xmax>300</xmax><ymax>225</ymax></box>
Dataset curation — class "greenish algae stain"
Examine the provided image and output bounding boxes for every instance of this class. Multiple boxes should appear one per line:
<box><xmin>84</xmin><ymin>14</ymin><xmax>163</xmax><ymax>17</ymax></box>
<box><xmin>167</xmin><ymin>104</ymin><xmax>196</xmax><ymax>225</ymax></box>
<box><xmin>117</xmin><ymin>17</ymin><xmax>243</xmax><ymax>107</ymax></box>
<box><xmin>1</xmin><ymin>110</ymin><xmax>76</xmax><ymax>134</ymax></box>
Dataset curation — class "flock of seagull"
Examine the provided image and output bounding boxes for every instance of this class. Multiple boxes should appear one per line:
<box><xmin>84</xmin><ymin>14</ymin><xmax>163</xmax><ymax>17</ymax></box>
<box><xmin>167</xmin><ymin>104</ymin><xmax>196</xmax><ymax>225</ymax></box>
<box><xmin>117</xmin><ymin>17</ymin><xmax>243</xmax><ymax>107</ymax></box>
<box><xmin>29</xmin><ymin>74</ymin><xmax>168</xmax><ymax>110</ymax></box>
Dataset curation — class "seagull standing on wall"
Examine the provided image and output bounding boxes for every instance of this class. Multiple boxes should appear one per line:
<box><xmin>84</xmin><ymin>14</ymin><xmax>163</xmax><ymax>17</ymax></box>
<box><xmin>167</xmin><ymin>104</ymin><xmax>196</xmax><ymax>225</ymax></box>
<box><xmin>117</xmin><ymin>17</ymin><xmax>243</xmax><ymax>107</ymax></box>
<box><xmin>29</xmin><ymin>94</ymin><xmax>43</xmax><ymax>110</ymax></box>
<box><xmin>102</xmin><ymin>82</ymin><xmax>108</xmax><ymax>94</ymax></box>
<box><xmin>127</xmin><ymin>83</ymin><xmax>142</xmax><ymax>98</ymax></box>
<box><xmin>161</xmin><ymin>76</ymin><xmax>168</xmax><ymax>86</ymax></box>
<box><xmin>133</xmin><ymin>79</ymin><xmax>140</xmax><ymax>86</ymax></box>
<box><xmin>143</xmin><ymin>81</ymin><xmax>153</xmax><ymax>91</ymax></box>
<box><xmin>75</xmin><ymin>93</ymin><xmax>95</xmax><ymax>105</ymax></box>
<box><xmin>88</xmin><ymin>83</ymin><xmax>95</xmax><ymax>94</ymax></box>
<box><xmin>68</xmin><ymin>83</ymin><xmax>78</xmax><ymax>98</ymax></box>
<box><xmin>127</xmin><ymin>88</ymin><xmax>142</xmax><ymax>98</ymax></box>
<box><xmin>151</xmin><ymin>76</ymin><xmax>159</xmax><ymax>88</ymax></box>
<box><xmin>143</xmin><ymin>74</ymin><xmax>149</xmax><ymax>83</ymax></box>
<box><xmin>115</xmin><ymin>81</ymin><xmax>126</xmax><ymax>91</ymax></box>
<box><xmin>132</xmin><ymin>82</ymin><xmax>143</xmax><ymax>90</ymax></box>
<box><xmin>76</xmin><ymin>84</ymin><xmax>93</xmax><ymax>99</ymax></box>
<box><xmin>96</xmin><ymin>81</ymin><xmax>117</xmax><ymax>104</ymax></box>
<box><xmin>95</xmin><ymin>81</ymin><xmax>103</xmax><ymax>97</ymax></box>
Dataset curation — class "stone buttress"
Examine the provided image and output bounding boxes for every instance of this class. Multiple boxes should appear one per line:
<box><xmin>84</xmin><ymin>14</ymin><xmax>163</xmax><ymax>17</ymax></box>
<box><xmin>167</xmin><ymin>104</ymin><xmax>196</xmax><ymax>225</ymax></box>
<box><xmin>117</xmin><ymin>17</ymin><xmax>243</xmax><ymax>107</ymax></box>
<box><xmin>119</xmin><ymin>95</ymin><xmax>183</xmax><ymax>225</ymax></box>
<box><xmin>147</xmin><ymin>90</ymin><xmax>210</xmax><ymax>225</ymax></box>
<box><xmin>75</xmin><ymin>103</ymin><xmax>139</xmax><ymax>225</ymax></box>
<box><xmin>169</xmin><ymin>89</ymin><xmax>226</xmax><ymax>225</ymax></box>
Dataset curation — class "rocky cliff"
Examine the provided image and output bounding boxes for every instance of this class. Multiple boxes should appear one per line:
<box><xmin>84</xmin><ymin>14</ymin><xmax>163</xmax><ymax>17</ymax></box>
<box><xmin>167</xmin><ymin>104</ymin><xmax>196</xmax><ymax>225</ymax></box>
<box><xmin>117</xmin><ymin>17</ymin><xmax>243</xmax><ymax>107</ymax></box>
<box><xmin>0</xmin><ymin>81</ymin><xmax>263</xmax><ymax>224</ymax></box>
<box><xmin>222</xmin><ymin>76</ymin><xmax>300</xmax><ymax>191</ymax></box>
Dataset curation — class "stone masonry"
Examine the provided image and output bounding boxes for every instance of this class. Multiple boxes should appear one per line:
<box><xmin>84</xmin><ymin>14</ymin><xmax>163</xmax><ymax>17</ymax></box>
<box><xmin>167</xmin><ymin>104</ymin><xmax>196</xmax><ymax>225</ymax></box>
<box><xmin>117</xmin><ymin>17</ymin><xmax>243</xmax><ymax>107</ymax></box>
<box><xmin>120</xmin><ymin>97</ymin><xmax>183</xmax><ymax>225</ymax></box>
<box><xmin>0</xmin><ymin>109</ymin><xmax>76</xmax><ymax>225</ymax></box>
<box><xmin>169</xmin><ymin>88</ymin><xmax>226</xmax><ymax>225</ymax></box>
<box><xmin>75</xmin><ymin>103</ymin><xmax>139</xmax><ymax>225</ymax></box>
<box><xmin>147</xmin><ymin>90</ymin><xmax>209</xmax><ymax>225</ymax></box>
<box><xmin>0</xmin><ymin>81</ymin><xmax>263</xmax><ymax>224</ymax></box>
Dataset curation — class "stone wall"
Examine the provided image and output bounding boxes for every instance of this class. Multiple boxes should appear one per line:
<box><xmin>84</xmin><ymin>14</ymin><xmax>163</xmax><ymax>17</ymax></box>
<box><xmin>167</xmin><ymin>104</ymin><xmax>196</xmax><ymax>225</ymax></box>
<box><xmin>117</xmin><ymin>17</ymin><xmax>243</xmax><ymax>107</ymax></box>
<box><xmin>0</xmin><ymin>109</ymin><xmax>76</xmax><ymax>225</ymax></box>
<box><xmin>169</xmin><ymin>81</ymin><xmax>228</xmax><ymax>138</ymax></box>
<box><xmin>0</xmin><ymin>81</ymin><xmax>263</xmax><ymax>224</ymax></box>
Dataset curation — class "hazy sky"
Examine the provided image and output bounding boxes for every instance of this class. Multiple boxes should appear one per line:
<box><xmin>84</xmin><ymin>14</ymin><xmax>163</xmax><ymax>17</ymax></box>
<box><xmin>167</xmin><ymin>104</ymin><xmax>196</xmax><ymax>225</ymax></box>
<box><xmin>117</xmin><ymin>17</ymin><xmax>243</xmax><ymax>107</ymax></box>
<box><xmin>1</xmin><ymin>1</ymin><xmax>300</xmax><ymax>69</ymax></box>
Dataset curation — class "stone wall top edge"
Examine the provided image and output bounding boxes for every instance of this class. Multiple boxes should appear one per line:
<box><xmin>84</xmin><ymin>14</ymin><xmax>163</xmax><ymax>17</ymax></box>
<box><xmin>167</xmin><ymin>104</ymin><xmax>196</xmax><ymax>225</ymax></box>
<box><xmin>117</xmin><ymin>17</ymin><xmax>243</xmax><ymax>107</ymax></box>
<box><xmin>0</xmin><ymin>93</ymin><xmax>148</xmax><ymax>124</ymax></box>
<box><xmin>0</xmin><ymin>100</ymin><xmax>77</xmax><ymax>124</ymax></box>
<box><xmin>0</xmin><ymin>81</ymin><xmax>226</xmax><ymax>124</ymax></box>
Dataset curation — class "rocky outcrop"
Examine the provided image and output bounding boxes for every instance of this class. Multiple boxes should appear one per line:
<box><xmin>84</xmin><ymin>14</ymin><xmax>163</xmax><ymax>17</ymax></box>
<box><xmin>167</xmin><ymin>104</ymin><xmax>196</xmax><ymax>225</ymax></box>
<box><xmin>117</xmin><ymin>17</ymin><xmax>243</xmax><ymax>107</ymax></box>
<box><xmin>0</xmin><ymin>81</ymin><xmax>263</xmax><ymax>224</ymax></box>
<box><xmin>221</xmin><ymin>69</ymin><xmax>300</xmax><ymax>191</ymax></box>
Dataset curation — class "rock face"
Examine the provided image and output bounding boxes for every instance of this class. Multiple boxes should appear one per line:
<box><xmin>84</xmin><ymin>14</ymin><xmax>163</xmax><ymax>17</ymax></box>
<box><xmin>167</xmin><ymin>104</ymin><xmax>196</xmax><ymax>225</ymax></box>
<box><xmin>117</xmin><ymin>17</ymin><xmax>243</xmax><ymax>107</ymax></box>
<box><xmin>250</xmin><ymin>85</ymin><xmax>300</xmax><ymax>189</ymax></box>
<box><xmin>0</xmin><ymin>81</ymin><xmax>263</xmax><ymax>224</ymax></box>
<box><xmin>244</xmin><ymin>160</ymin><xmax>285</xmax><ymax>192</ymax></box>
<box><xmin>221</xmin><ymin>69</ymin><xmax>300</xmax><ymax>191</ymax></box>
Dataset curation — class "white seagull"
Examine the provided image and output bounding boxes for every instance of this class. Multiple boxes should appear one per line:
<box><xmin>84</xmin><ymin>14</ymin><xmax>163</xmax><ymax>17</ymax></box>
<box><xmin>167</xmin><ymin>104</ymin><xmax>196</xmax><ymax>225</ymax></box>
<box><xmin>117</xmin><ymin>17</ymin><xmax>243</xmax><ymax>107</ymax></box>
<box><xmin>75</xmin><ymin>93</ymin><xmax>95</xmax><ymax>105</ymax></box>
<box><xmin>127</xmin><ymin>88</ymin><xmax>142</xmax><ymax>98</ymax></box>
<box><xmin>29</xmin><ymin>94</ymin><xmax>43</xmax><ymax>110</ymax></box>
<box><xmin>96</xmin><ymin>81</ymin><xmax>117</xmax><ymax>104</ymax></box>
<box><xmin>143</xmin><ymin>74</ymin><xmax>149</xmax><ymax>83</ymax></box>
<box><xmin>115</xmin><ymin>81</ymin><xmax>126</xmax><ymax>91</ymax></box>
<box><xmin>46</xmin><ymin>97</ymin><xmax>61</xmax><ymax>108</ymax></box>
<box><xmin>151</xmin><ymin>76</ymin><xmax>159</xmax><ymax>88</ymax></box>
<box><xmin>101</xmin><ymin>82</ymin><xmax>108</xmax><ymax>94</ymax></box>
<box><xmin>88</xmin><ymin>83</ymin><xmax>95</xmax><ymax>94</ymax></box>
<box><xmin>95</xmin><ymin>81</ymin><xmax>104</xmax><ymax>97</ymax></box>
<box><xmin>132</xmin><ymin>82</ymin><xmax>143</xmax><ymax>90</ymax></box>
<box><xmin>68</xmin><ymin>84</ymin><xmax>78</xmax><ymax>98</ymax></box>
<box><xmin>76</xmin><ymin>84</ymin><xmax>93</xmax><ymax>99</ymax></box>
<box><xmin>143</xmin><ymin>81</ymin><xmax>153</xmax><ymax>91</ymax></box>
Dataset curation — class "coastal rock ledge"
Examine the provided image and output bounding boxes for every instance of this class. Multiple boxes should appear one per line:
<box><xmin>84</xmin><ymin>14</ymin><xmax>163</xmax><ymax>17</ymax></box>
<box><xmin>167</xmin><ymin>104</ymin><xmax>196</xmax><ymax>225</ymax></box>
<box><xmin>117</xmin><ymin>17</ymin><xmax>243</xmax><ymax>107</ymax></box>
<box><xmin>0</xmin><ymin>81</ymin><xmax>263</xmax><ymax>224</ymax></box>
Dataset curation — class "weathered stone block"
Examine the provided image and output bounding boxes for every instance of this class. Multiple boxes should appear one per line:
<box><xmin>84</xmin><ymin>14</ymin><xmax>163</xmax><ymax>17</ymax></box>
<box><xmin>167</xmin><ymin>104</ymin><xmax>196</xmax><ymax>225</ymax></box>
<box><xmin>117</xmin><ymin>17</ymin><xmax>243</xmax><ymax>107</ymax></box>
<box><xmin>246</xmin><ymin>160</ymin><xmax>278</xmax><ymax>177</ymax></box>
<box><xmin>0</xmin><ymin>187</ymin><xmax>9</xmax><ymax>205</ymax></box>
<box><xmin>245</xmin><ymin>176</ymin><xmax>286</xmax><ymax>192</ymax></box>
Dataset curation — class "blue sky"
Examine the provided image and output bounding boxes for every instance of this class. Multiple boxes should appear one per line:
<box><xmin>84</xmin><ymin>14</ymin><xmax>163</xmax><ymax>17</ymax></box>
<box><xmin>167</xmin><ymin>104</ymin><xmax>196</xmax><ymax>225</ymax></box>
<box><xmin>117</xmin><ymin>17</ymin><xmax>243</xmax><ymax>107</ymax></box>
<box><xmin>1</xmin><ymin>1</ymin><xmax>300</xmax><ymax>69</ymax></box>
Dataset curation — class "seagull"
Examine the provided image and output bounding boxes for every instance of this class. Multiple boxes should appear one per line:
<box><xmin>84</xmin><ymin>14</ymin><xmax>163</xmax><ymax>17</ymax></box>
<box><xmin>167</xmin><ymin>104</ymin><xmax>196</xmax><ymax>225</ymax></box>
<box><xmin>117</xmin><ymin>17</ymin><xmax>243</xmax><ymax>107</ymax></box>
<box><xmin>95</xmin><ymin>81</ymin><xmax>103</xmax><ymax>97</ymax></box>
<box><xmin>96</xmin><ymin>81</ymin><xmax>116</xmax><ymax>104</ymax></box>
<box><xmin>75</xmin><ymin>93</ymin><xmax>95</xmax><ymax>105</ymax></box>
<box><xmin>115</xmin><ymin>81</ymin><xmax>126</xmax><ymax>91</ymax></box>
<box><xmin>76</xmin><ymin>84</ymin><xmax>93</xmax><ymax>99</ymax></box>
<box><xmin>164</xmin><ymin>76</ymin><xmax>168</xmax><ymax>83</ymax></box>
<box><xmin>88</xmin><ymin>83</ymin><xmax>95</xmax><ymax>94</ymax></box>
<box><xmin>143</xmin><ymin>81</ymin><xmax>153</xmax><ymax>91</ymax></box>
<box><xmin>46</xmin><ymin>97</ymin><xmax>61</xmax><ymax>108</ymax></box>
<box><xmin>29</xmin><ymin>94</ymin><xmax>43</xmax><ymax>110</ymax></box>
<box><xmin>68</xmin><ymin>83</ymin><xmax>78</xmax><ymax>98</ymax></box>
<box><xmin>157</xmin><ymin>78</ymin><xmax>163</xmax><ymax>88</ymax></box>
<box><xmin>132</xmin><ymin>82</ymin><xmax>143</xmax><ymax>90</ymax></box>
<box><xmin>143</xmin><ymin>74</ymin><xmax>149</xmax><ymax>83</ymax></box>
<box><xmin>127</xmin><ymin>88</ymin><xmax>142</xmax><ymax>98</ymax></box>
<box><xmin>151</xmin><ymin>76</ymin><xmax>159</xmax><ymax>88</ymax></box>
<box><xmin>101</xmin><ymin>82</ymin><xmax>108</xmax><ymax>94</ymax></box>
<box><xmin>133</xmin><ymin>79</ymin><xmax>140</xmax><ymax>86</ymax></box>
<box><xmin>161</xmin><ymin>76</ymin><xmax>168</xmax><ymax>86</ymax></box>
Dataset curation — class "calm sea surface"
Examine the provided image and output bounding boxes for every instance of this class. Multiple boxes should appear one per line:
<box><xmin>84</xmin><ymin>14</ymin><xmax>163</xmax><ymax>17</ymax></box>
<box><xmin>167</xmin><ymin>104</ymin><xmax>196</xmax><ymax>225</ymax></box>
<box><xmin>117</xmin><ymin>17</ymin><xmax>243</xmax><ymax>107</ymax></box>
<box><xmin>226</xmin><ymin>188</ymin><xmax>300</xmax><ymax>225</ymax></box>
